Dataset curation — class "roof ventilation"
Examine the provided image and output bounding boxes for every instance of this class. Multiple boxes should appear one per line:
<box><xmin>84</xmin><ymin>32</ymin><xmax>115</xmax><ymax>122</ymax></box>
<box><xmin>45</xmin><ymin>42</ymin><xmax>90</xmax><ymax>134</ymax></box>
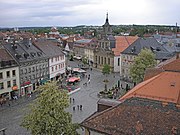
<box><xmin>170</xmin><ymin>82</ymin><xmax>176</xmax><ymax>87</ymax></box>
<box><xmin>131</xmin><ymin>46</ymin><xmax>136</xmax><ymax>53</ymax></box>
<box><xmin>156</xmin><ymin>47</ymin><xmax>161</xmax><ymax>51</ymax></box>
<box><xmin>11</xmin><ymin>44</ymin><xmax>17</xmax><ymax>50</ymax></box>
<box><xmin>15</xmin><ymin>54</ymin><xmax>21</xmax><ymax>59</ymax></box>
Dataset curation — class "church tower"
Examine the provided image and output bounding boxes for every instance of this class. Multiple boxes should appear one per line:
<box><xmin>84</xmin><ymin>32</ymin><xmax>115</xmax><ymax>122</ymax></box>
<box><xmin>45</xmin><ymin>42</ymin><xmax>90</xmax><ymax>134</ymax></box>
<box><xmin>102</xmin><ymin>12</ymin><xmax>112</xmax><ymax>35</ymax></box>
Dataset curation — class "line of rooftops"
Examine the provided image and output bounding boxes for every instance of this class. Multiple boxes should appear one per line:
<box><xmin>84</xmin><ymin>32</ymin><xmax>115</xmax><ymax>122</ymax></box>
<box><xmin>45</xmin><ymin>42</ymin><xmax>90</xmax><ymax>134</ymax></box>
<box><xmin>0</xmin><ymin>36</ymin><xmax>64</xmax><ymax>69</ymax></box>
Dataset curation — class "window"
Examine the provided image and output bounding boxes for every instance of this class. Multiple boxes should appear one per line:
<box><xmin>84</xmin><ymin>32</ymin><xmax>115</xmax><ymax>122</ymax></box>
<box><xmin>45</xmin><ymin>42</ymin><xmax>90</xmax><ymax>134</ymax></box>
<box><xmin>36</xmin><ymin>66</ymin><xmax>39</xmax><ymax>71</ymax></box>
<box><xmin>51</xmin><ymin>58</ymin><xmax>53</xmax><ymax>63</ymax></box>
<box><xmin>55</xmin><ymin>66</ymin><xmax>57</xmax><ymax>70</ymax></box>
<box><xmin>52</xmin><ymin>67</ymin><xmax>54</xmax><ymax>72</ymax></box>
<box><xmin>25</xmin><ymin>69</ymin><xmax>27</xmax><ymax>73</ymax></box>
<box><xmin>13</xmin><ymin>79</ymin><xmax>16</xmax><ymax>86</ymax></box>
<box><xmin>7</xmin><ymin>81</ymin><xmax>11</xmax><ymax>88</ymax></box>
<box><xmin>108</xmin><ymin>58</ymin><xmax>110</xmax><ymax>65</ymax></box>
<box><xmin>33</xmin><ymin>75</ymin><xmax>35</xmax><ymax>79</ymax></box>
<box><xmin>29</xmin><ymin>68</ymin><xmax>31</xmax><ymax>73</ymax></box>
<box><xmin>59</xmin><ymin>65</ymin><xmax>61</xmax><ymax>69</ymax></box>
<box><xmin>12</xmin><ymin>70</ymin><xmax>16</xmax><ymax>76</ymax></box>
<box><xmin>0</xmin><ymin>72</ymin><xmax>3</xmax><ymax>79</ymax></box>
<box><xmin>104</xmin><ymin>57</ymin><xmax>106</xmax><ymax>64</ymax></box>
<box><xmin>32</xmin><ymin>67</ymin><xmax>35</xmax><ymax>72</ymax></box>
<box><xmin>0</xmin><ymin>82</ymin><xmax>4</xmax><ymax>89</ymax></box>
<box><xmin>6</xmin><ymin>71</ymin><xmax>10</xmax><ymax>78</ymax></box>
<box><xmin>118</xmin><ymin>58</ymin><xmax>120</xmax><ymax>66</ymax></box>
<box><xmin>101</xmin><ymin>57</ymin><xmax>103</xmax><ymax>65</ymax></box>
<box><xmin>20</xmin><ymin>69</ymin><xmax>23</xmax><ymax>74</ymax></box>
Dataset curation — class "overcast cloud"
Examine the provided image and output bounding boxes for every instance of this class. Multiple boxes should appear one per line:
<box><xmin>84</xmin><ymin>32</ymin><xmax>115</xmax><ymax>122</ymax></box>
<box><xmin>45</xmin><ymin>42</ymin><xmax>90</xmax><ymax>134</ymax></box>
<box><xmin>0</xmin><ymin>0</ymin><xmax>179</xmax><ymax>27</ymax></box>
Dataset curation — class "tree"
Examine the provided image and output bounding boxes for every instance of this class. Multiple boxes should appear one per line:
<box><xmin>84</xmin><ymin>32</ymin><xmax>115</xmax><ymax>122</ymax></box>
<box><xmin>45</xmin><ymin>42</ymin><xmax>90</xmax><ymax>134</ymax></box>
<box><xmin>21</xmin><ymin>82</ymin><xmax>78</xmax><ymax>135</ymax></box>
<box><xmin>82</xmin><ymin>57</ymin><xmax>88</xmax><ymax>65</ymax></box>
<box><xmin>102</xmin><ymin>64</ymin><xmax>111</xmax><ymax>75</ymax></box>
<box><xmin>130</xmin><ymin>49</ymin><xmax>156</xmax><ymax>83</ymax></box>
<box><xmin>102</xmin><ymin>64</ymin><xmax>111</xmax><ymax>91</ymax></box>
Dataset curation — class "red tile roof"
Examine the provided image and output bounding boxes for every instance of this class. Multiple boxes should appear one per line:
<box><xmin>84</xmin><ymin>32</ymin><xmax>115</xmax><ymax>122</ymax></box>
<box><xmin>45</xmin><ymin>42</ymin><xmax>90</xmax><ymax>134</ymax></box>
<box><xmin>144</xmin><ymin>55</ymin><xmax>180</xmax><ymax>80</ymax></box>
<box><xmin>112</xmin><ymin>36</ymin><xmax>138</xmax><ymax>56</ymax></box>
<box><xmin>120</xmin><ymin>71</ymin><xmax>180</xmax><ymax>104</ymax></box>
<box><xmin>81</xmin><ymin>97</ymin><xmax>180</xmax><ymax>135</ymax></box>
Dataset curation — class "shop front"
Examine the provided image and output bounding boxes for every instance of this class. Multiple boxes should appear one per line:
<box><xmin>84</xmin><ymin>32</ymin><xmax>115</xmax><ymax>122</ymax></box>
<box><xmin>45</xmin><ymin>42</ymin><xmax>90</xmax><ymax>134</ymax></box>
<box><xmin>10</xmin><ymin>85</ymin><xmax>19</xmax><ymax>99</ymax></box>
<box><xmin>20</xmin><ymin>81</ymin><xmax>32</xmax><ymax>97</ymax></box>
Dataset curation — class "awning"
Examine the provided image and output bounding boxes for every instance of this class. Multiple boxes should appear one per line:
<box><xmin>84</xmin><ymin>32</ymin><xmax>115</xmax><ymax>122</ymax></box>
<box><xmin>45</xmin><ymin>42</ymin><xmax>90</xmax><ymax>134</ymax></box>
<box><xmin>40</xmin><ymin>79</ymin><xmax>48</xmax><ymax>84</ymax></box>
<box><xmin>12</xmin><ymin>85</ymin><xmax>18</xmax><ymax>91</ymax></box>
<box><xmin>66</xmin><ymin>77</ymin><xmax>80</xmax><ymax>82</ymax></box>
<box><xmin>72</xmin><ymin>68</ymin><xmax>86</xmax><ymax>73</ymax></box>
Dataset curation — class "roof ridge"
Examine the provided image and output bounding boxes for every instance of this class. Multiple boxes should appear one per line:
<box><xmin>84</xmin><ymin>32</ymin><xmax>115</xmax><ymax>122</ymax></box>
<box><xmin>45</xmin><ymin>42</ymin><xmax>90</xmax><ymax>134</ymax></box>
<box><xmin>124</xmin><ymin>36</ymin><xmax>130</xmax><ymax>45</ymax></box>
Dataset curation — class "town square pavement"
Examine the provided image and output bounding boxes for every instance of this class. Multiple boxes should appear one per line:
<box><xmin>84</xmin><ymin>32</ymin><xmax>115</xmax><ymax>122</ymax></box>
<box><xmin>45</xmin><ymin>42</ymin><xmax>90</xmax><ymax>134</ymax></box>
<box><xmin>0</xmin><ymin>60</ymin><xmax>126</xmax><ymax>135</ymax></box>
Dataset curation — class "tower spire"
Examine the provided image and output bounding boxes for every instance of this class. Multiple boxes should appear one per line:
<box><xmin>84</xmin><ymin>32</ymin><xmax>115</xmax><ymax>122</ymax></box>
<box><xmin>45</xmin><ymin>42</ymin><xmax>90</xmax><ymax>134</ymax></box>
<box><xmin>106</xmin><ymin>12</ymin><xmax>109</xmax><ymax>23</ymax></box>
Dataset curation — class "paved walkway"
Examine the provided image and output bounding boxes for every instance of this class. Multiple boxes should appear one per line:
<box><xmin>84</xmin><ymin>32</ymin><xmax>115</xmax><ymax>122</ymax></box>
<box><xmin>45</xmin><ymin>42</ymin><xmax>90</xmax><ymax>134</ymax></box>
<box><xmin>0</xmin><ymin>60</ymin><xmax>132</xmax><ymax>135</ymax></box>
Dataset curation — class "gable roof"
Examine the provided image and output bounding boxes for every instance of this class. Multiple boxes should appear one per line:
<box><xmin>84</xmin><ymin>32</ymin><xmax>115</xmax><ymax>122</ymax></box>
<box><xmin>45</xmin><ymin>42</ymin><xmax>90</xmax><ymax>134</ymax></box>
<box><xmin>144</xmin><ymin>55</ymin><xmax>180</xmax><ymax>80</ymax></box>
<box><xmin>0</xmin><ymin>48</ymin><xmax>14</xmax><ymax>61</ymax></box>
<box><xmin>120</xmin><ymin>71</ymin><xmax>180</xmax><ymax>104</ymax></box>
<box><xmin>81</xmin><ymin>97</ymin><xmax>180</xmax><ymax>135</ymax></box>
<box><xmin>112</xmin><ymin>36</ymin><xmax>138</xmax><ymax>56</ymax></box>
<box><xmin>121</xmin><ymin>37</ymin><xmax>171</xmax><ymax>60</ymax></box>
<box><xmin>34</xmin><ymin>39</ymin><xmax>64</xmax><ymax>57</ymax></box>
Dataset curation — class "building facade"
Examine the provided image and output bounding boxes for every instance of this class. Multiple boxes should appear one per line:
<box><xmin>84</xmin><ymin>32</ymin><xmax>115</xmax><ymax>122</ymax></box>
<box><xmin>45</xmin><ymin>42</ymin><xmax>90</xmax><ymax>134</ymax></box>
<box><xmin>121</xmin><ymin>37</ymin><xmax>173</xmax><ymax>82</ymax></box>
<box><xmin>34</xmin><ymin>39</ymin><xmax>66</xmax><ymax>81</ymax></box>
<box><xmin>0</xmin><ymin>47</ymin><xmax>20</xmax><ymax>99</ymax></box>
<box><xmin>3</xmin><ymin>38</ymin><xmax>49</xmax><ymax>97</ymax></box>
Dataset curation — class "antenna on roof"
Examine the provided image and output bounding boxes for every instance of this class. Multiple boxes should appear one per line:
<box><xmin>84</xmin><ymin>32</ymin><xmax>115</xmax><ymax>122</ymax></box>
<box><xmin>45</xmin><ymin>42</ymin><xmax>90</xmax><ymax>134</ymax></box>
<box><xmin>175</xmin><ymin>22</ymin><xmax>178</xmax><ymax>38</ymax></box>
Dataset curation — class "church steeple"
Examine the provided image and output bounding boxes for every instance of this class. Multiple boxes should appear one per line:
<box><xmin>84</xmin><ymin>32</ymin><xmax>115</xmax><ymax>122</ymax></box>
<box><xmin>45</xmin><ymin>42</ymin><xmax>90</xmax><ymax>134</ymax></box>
<box><xmin>102</xmin><ymin>12</ymin><xmax>112</xmax><ymax>35</ymax></box>
<box><xmin>105</xmin><ymin>12</ymin><xmax>109</xmax><ymax>24</ymax></box>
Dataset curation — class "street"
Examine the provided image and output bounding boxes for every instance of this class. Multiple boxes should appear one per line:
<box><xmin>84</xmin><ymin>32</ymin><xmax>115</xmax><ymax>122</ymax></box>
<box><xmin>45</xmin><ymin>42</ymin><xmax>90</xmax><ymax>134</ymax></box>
<box><xmin>0</xmin><ymin>60</ymin><xmax>122</xmax><ymax>135</ymax></box>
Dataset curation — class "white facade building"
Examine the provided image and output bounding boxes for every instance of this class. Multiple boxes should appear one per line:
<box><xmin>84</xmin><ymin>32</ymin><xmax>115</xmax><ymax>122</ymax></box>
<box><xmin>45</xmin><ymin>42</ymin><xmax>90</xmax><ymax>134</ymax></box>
<box><xmin>49</xmin><ymin>55</ymin><xmax>65</xmax><ymax>81</ymax></box>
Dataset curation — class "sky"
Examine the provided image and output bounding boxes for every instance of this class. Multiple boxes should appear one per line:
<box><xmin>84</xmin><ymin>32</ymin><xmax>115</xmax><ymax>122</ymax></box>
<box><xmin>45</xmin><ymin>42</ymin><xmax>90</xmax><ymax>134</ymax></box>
<box><xmin>0</xmin><ymin>0</ymin><xmax>180</xmax><ymax>27</ymax></box>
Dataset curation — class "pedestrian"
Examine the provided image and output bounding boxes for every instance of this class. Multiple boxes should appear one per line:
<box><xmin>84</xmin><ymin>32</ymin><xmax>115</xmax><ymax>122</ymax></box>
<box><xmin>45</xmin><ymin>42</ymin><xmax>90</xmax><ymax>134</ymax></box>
<box><xmin>70</xmin><ymin>97</ymin><xmax>72</xmax><ymax>103</ymax></box>
<box><xmin>80</xmin><ymin>105</ymin><xmax>83</xmax><ymax>110</ymax></box>
<box><xmin>77</xmin><ymin>105</ymin><xmax>79</xmax><ymax>110</ymax></box>
<box><xmin>88</xmin><ymin>79</ymin><xmax>90</xmax><ymax>84</ymax></box>
<box><xmin>8</xmin><ymin>101</ymin><xmax>11</xmax><ymax>107</ymax></box>
<box><xmin>73</xmin><ymin>106</ymin><xmax>75</xmax><ymax>111</ymax></box>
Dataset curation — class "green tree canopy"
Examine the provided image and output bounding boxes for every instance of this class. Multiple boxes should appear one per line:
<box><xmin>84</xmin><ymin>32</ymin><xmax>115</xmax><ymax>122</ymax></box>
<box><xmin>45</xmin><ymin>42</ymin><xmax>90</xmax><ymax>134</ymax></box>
<box><xmin>130</xmin><ymin>48</ymin><xmax>156</xmax><ymax>83</ymax></box>
<box><xmin>21</xmin><ymin>82</ymin><xmax>78</xmax><ymax>135</ymax></box>
<box><xmin>102</xmin><ymin>64</ymin><xmax>111</xmax><ymax>75</ymax></box>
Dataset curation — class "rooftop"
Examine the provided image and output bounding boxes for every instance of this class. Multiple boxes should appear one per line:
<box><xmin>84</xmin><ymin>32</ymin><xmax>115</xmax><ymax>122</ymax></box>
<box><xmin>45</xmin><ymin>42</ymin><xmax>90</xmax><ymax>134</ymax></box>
<box><xmin>112</xmin><ymin>36</ymin><xmax>138</xmax><ymax>56</ymax></box>
<box><xmin>121</xmin><ymin>37</ymin><xmax>172</xmax><ymax>60</ymax></box>
<box><xmin>120</xmin><ymin>71</ymin><xmax>180</xmax><ymax>105</ymax></box>
<box><xmin>81</xmin><ymin>97</ymin><xmax>180</xmax><ymax>135</ymax></box>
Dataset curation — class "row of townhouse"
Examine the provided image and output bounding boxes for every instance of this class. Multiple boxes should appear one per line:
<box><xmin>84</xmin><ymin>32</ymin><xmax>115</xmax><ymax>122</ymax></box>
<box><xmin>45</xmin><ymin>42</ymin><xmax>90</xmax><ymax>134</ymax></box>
<box><xmin>0</xmin><ymin>36</ymin><xmax>65</xmax><ymax>99</ymax></box>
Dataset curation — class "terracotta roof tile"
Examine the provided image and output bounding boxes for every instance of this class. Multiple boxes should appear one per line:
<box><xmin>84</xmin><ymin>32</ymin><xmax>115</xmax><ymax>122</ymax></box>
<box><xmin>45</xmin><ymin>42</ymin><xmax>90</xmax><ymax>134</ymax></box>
<box><xmin>144</xmin><ymin>55</ymin><xmax>180</xmax><ymax>80</ymax></box>
<box><xmin>120</xmin><ymin>71</ymin><xmax>180</xmax><ymax>104</ymax></box>
<box><xmin>112</xmin><ymin>36</ymin><xmax>138</xmax><ymax>56</ymax></box>
<box><xmin>81</xmin><ymin>98</ymin><xmax>180</xmax><ymax>135</ymax></box>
